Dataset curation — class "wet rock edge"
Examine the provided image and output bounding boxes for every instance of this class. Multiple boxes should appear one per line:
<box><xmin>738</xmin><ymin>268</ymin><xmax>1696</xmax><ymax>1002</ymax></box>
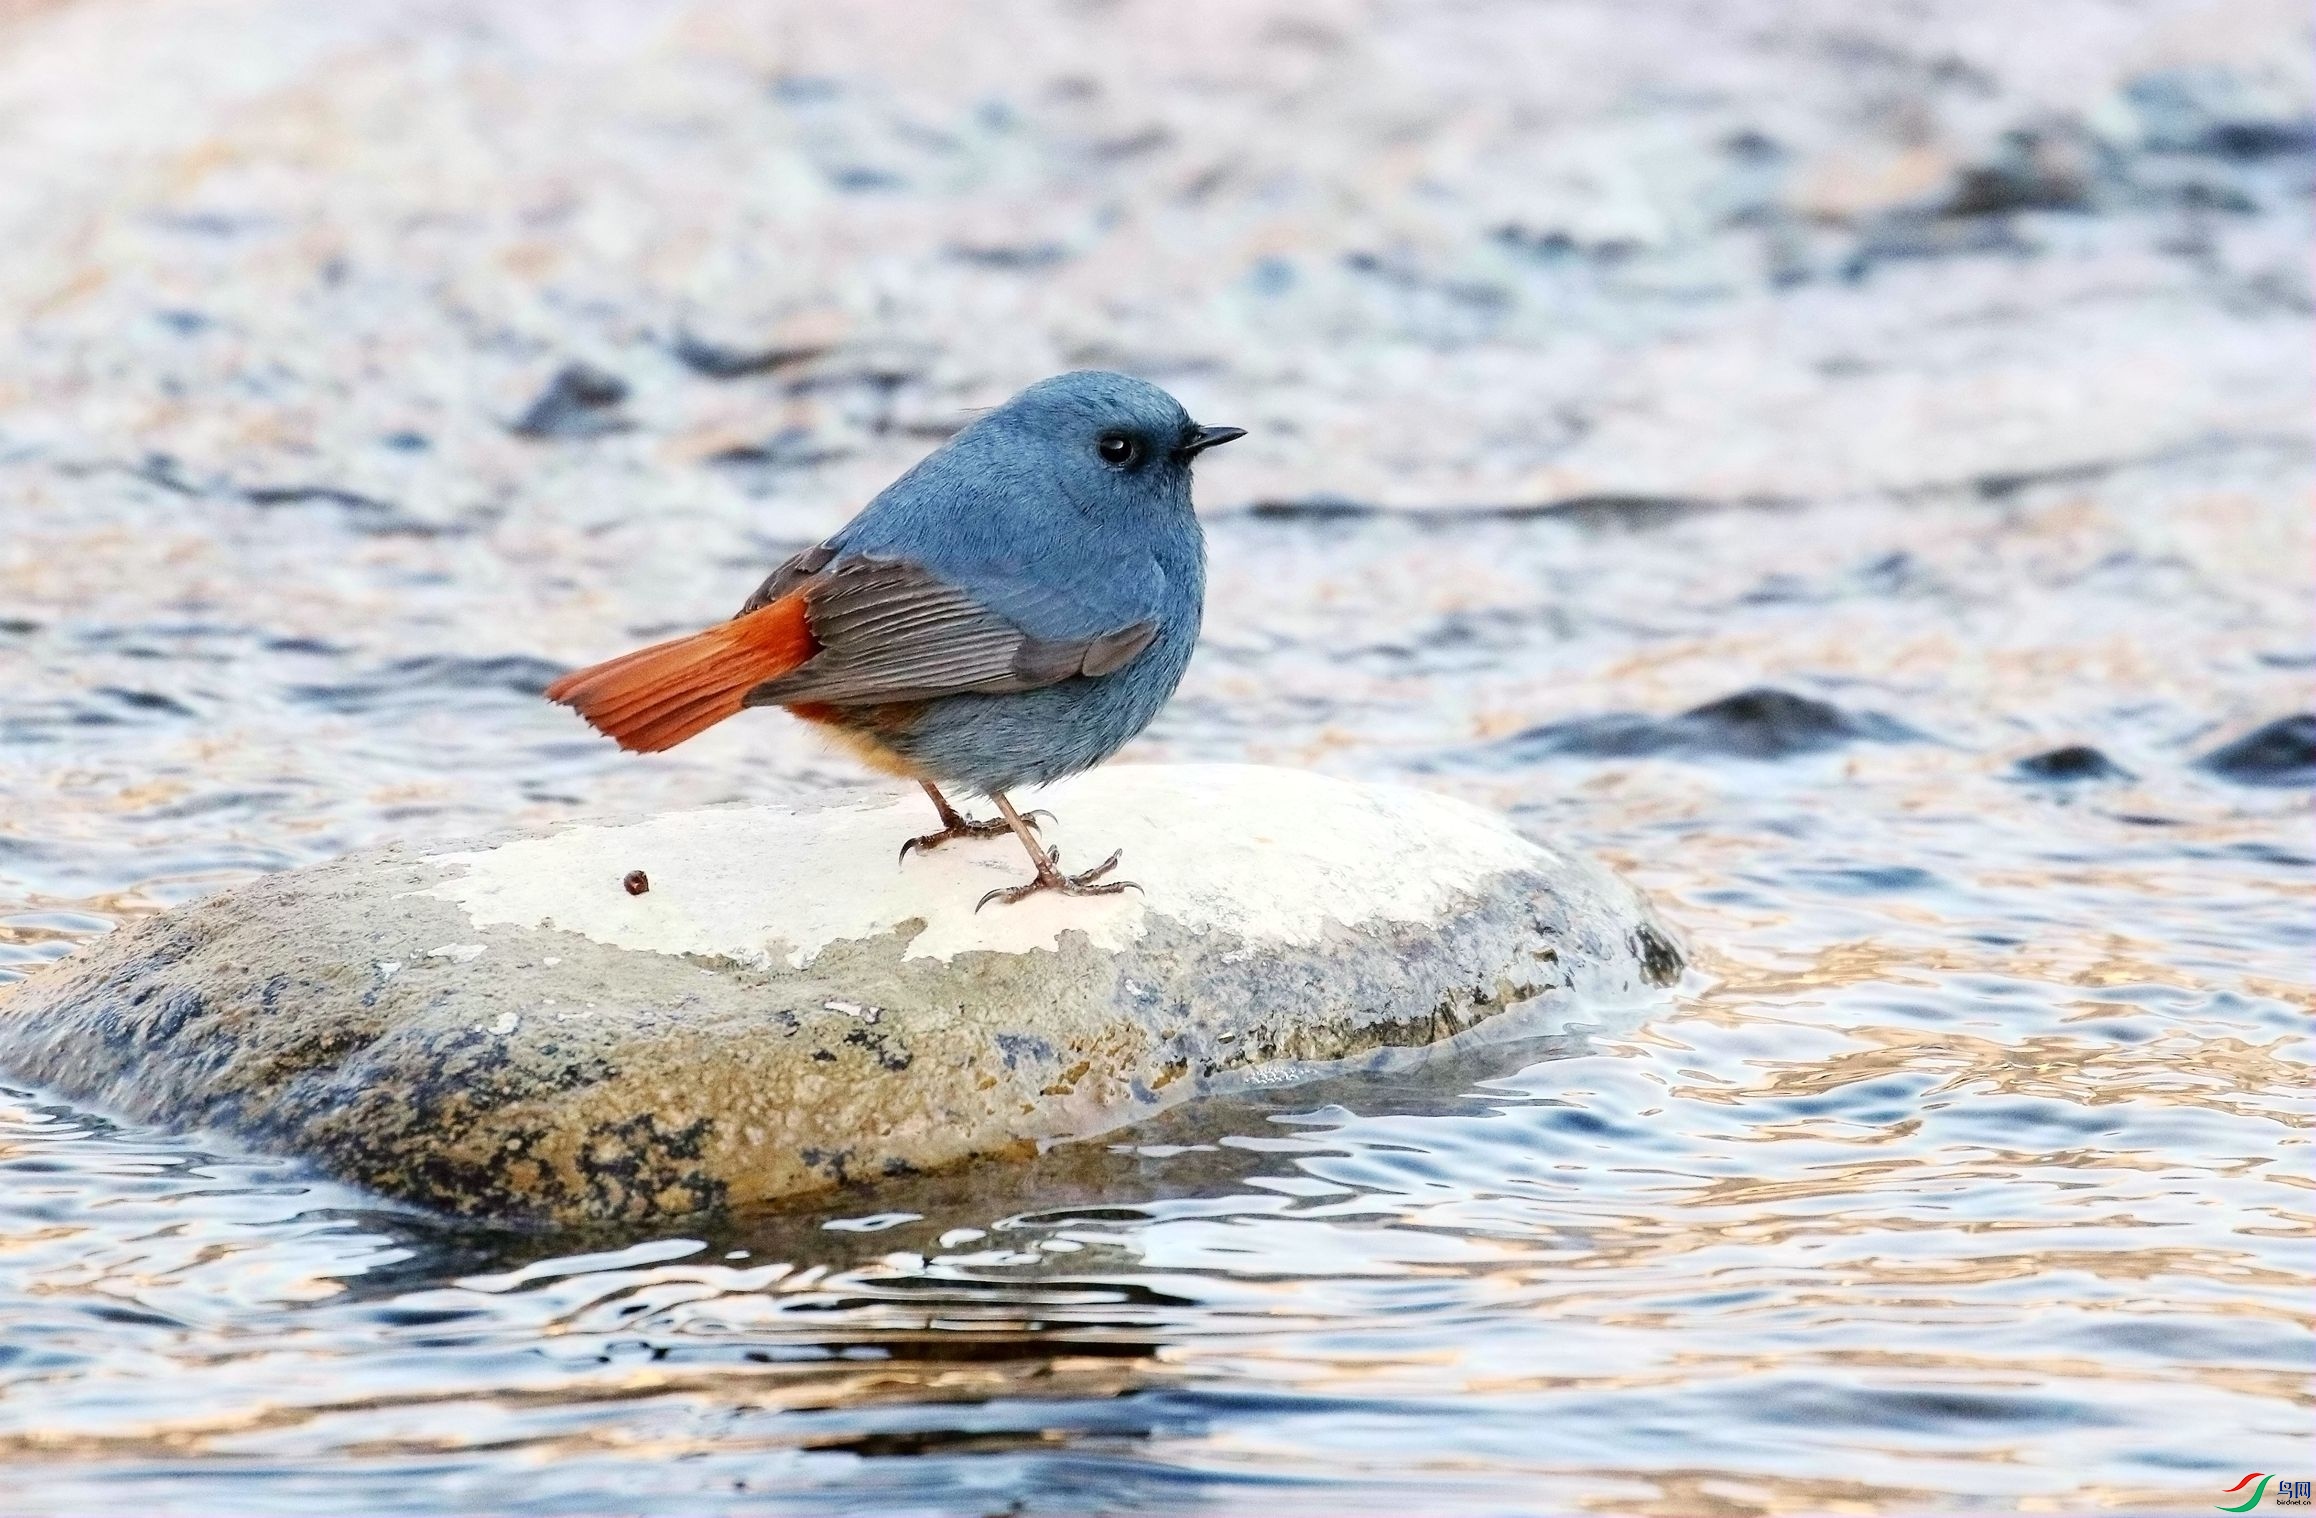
<box><xmin>0</xmin><ymin>840</ymin><xmax>1681</xmax><ymax>1227</ymax></box>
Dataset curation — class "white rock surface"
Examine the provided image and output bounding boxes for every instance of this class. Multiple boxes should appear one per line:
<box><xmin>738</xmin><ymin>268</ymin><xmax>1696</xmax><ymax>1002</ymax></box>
<box><xmin>420</xmin><ymin>765</ymin><xmax>1551</xmax><ymax>965</ymax></box>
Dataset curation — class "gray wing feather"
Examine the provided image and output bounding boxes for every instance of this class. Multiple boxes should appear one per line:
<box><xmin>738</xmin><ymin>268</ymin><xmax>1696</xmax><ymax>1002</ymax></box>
<box><xmin>738</xmin><ymin>543</ymin><xmax>836</xmax><ymax>614</ymax></box>
<box><xmin>1080</xmin><ymin>622</ymin><xmax>1158</xmax><ymax>677</ymax></box>
<box><xmin>743</xmin><ymin>556</ymin><xmax>1157</xmax><ymax>708</ymax></box>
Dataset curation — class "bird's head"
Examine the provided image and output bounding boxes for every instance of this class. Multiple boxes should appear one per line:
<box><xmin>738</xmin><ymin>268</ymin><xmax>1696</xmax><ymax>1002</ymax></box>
<box><xmin>982</xmin><ymin>371</ymin><xmax>1244</xmax><ymax>515</ymax></box>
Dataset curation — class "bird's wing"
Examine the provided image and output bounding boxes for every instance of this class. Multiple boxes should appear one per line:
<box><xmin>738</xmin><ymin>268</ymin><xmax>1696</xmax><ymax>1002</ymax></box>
<box><xmin>739</xmin><ymin>542</ymin><xmax>837</xmax><ymax>614</ymax></box>
<box><xmin>743</xmin><ymin>554</ymin><xmax>1158</xmax><ymax>709</ymax></box>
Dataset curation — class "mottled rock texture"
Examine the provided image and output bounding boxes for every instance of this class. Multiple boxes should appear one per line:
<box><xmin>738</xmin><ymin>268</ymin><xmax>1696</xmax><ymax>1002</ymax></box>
<box><xmin>0</xmin><ymin>766</ymin><xmax>1681</xmax><ymax>1225</ymax></box>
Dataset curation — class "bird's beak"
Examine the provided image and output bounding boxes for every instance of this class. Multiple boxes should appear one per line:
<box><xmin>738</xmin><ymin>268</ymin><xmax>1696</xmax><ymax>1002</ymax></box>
<box><xmin>1178</xmin><ymin>424</ymin><xmax>1247</xmax><ymax>459</ymax></box>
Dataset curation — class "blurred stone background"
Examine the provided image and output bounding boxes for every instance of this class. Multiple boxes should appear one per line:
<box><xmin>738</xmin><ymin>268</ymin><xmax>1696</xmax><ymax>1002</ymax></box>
<box><xmin>3</xmin><ymin>0</ymin><xmax>2305</xmax><ymax>540</ymax></box>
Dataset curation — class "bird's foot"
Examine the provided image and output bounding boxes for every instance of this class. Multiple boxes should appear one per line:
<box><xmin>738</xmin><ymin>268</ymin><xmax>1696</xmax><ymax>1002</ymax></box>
<box><xmin>975</xmin><ymin>846</ymin><xmax>1140</xmax><ymax>911</ymax></box>
<box><xmin>899</xmin><ymin>809</ymin><xmax>1050</xmax><ymax>862</ymax></box>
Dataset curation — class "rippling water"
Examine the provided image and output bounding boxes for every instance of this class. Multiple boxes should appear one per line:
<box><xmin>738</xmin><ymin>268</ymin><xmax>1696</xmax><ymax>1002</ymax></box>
<box><xmin>4</xmin><ymin>0</ymin><xmax>2313</xmax><ymax>1506</ymax></box>
<box><xmin>3</xmin><ymin>432</ymin><xmax>2310</xmax><ymax>1511</ymax></box>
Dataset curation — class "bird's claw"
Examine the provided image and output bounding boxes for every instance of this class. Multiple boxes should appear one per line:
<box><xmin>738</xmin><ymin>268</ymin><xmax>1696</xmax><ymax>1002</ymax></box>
<box><xmin>897</xmin><ymin>813</ymin><xmax>1018</xmax><ymax>862</ymax></box>
<box><xmin>975</xmin><ymin>847</ymin><xmax>1140</xmax><ymax>912</ymax></box>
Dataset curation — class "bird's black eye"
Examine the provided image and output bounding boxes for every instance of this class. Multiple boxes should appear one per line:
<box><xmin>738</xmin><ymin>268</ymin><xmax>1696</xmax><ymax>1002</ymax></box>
<box><xmin>1097</xmin><ymin>433</ymin><xmax>1141</xmax><ymax>468</ymax></box>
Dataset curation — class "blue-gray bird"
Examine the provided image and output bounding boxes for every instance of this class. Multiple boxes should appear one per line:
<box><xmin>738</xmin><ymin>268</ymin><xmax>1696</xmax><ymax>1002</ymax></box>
<box><xmin>545</xmin><ymin>371</ymin><xmax>1243</xmax><ymax>907</ymax></box>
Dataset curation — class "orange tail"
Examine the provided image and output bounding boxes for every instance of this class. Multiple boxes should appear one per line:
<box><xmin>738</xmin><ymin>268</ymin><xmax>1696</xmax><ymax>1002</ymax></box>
<box><xmin>545</xmin><ymin>595</ymin><xmax>816</xmax><ymax>753</ymax></box>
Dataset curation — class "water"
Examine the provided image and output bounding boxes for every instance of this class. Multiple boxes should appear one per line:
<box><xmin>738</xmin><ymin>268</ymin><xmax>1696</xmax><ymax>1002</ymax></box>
<box><xmin>3</xmin><ymin>443</ymin><xmax>2309</xmax><ymax>1512</ymax></box>
<box><xmin>2</xmin><ymin>0</ymin><xmax>2312</xmax><ymax>1509</ymax></box>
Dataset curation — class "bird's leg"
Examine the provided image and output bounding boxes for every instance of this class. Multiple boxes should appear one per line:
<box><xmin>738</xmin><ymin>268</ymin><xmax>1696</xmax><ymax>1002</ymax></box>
<box><xmin>975</xmin><ymin>791</ymin><xmax>1139</xmax><ymax>911</ymax></box>
<box><xmin>899</xmin><ymin>781</ymin><xmax>1044</xmax><ymax>861</ymax></box>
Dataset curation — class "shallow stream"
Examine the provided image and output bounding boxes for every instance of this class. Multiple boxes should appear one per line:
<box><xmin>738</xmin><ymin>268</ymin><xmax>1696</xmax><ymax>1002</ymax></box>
<box><xmin>4</xmin><ymin>440</ymin><xmax>2311</xmax><ymax>1511</ymax></box>
<box><xmin>1</xmin><ymin>0</ymin><xmax>2311</xmax><ymax>1509</ymax></box>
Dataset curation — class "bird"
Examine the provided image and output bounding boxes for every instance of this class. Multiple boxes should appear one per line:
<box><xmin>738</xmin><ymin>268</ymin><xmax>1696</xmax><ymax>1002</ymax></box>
<box><xmin>544</xmin><ymin>371</ymin><xmax>1244</xmax><ymax>909</ymax></box>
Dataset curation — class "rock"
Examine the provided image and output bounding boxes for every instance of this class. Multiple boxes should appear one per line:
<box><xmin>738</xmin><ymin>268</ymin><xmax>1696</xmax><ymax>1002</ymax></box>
<box><xmin>0</xmin><ymin>765</ymin><xmax>1681</xmax><ymax>1226</ymax></box>
<box><xmin>2119</xmin><ymin>67</ymin><xmax>2316</xmax><ymax>159</ymax></box>
<box><xmin>2196</xmin><ymin>715</ymin><xmax>2316</xmax><ymax>787</ymax></box>
<box><xmin>1489</xmin><ymin>688</ymin><xmax>1921</xmax><ymax>764</ymax></box>
<box><xmin>668</xmin><ymin>332</ymin><xmax>828</xmax><ymax>380</ymax></box>
<box><xmin>509</xmin><ymin>364</ymin><xmax>632</xmax><ymax>440</ymax></box>
<box><xmin>2013</xmin><ymin>744</ymin><xmax>2132</xmax><ymax>782</ymax></box>
<box><xmin>1940</xmin><ymin>124</ymin><xmax>2107</xmax><ymax>217</ymax></box>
